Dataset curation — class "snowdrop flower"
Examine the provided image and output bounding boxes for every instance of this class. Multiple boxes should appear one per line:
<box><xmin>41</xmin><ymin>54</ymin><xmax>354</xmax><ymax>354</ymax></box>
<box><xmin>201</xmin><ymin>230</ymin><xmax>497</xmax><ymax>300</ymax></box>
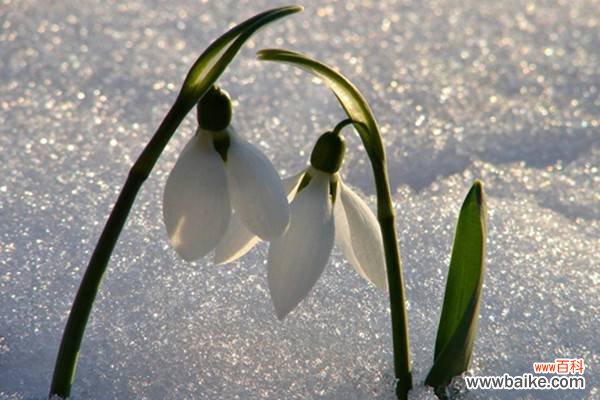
<box><xmin>162</xmin><ymin>87</ymin><xmax>290</xmax><ymax>261</ymax></box>
<box><xmin>215</xmin><ymin>130</ymin><xmax>388</xmax><ymax>319</ymax></box>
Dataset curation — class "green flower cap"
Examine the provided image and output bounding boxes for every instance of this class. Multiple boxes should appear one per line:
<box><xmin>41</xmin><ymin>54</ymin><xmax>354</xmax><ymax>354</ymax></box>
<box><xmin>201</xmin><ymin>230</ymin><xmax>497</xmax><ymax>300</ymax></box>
<box><xmin>197</xmin><ymin>86</ymin><xmax>232</xmax><ymax>131</ymax></box>
<box><xmin>310</xmin><ymin>131</ymin><xmax>346</xmax><ymax>173</ymax></box>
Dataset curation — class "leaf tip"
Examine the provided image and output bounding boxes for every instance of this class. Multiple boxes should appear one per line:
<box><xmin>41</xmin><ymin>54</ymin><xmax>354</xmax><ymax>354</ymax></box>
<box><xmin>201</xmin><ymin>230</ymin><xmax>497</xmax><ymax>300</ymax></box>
<box><xmin>256</xmin><ymin>48</ymin><xmax>286</xmax><ymax>60</ymax></box>
<box><xmin>287</xmin><ymin>4</ymin><xmax>304</xmax><ymax>13</ymax></box>
<box><xmin>256</xmin><ymin>49</ymin><xmax>270</xmax><ymax>59</ymax></box>
<box><xmin>469</xmin><ymin>179</ymin><xmax>485</xmax><ymax>208</ymax></box>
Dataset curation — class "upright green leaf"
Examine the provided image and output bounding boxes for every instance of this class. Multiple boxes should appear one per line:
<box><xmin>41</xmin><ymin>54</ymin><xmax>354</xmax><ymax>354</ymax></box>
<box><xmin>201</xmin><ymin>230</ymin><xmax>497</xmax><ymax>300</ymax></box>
<box><xmin>426</xmin><ymin>181</ymin><xmax>488</xmax><ymax>389</ymax></box>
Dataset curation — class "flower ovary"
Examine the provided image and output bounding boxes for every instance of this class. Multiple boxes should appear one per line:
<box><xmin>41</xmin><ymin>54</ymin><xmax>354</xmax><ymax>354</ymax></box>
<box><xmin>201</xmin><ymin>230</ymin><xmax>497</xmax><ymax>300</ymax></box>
<box><xmin>197</xmin><ymin>86</ymin><xmax>232</xmax><ymax>131</ymax></box>
<box><xmin>310</xmin><ymin>131</ymin><xmax>346</xmax><ymax>173</ymax></box>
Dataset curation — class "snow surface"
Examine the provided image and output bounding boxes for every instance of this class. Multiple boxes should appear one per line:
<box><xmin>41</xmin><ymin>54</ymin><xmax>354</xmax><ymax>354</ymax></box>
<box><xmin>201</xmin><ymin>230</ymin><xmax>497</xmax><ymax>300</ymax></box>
<box><xmin>1</xmin><ymin>0</ymin><xmax>598</xmax><ymax>399</ymax></box>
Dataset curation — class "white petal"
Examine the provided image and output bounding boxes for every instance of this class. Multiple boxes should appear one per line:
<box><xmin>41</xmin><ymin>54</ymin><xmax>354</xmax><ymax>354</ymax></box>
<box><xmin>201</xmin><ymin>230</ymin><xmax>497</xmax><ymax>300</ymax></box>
<box><xmin>213</xmin><ymin>212</ymin><xmax>260</xmax><ymax>265</ymax></box>
<box><xmin>283</xmin><ymin>170</ymin><xmax>306</xmax><ymax>200</ymax></box>
<box><xmin>334</xmin><ymin>182</ymin><xmax>388</xmax><ymax>290</ymax></box>
<box><xmin>213</xmin><ymin>171</ymin><xmax>307</xmax><ymax>265</ymax></box>
<box><xmin>225</xmin><ymin>132</ymin><xmax>290</xmax><ymax>240</ymax></box>
<box><xmin>162</xmin><ymin>132</ymin><xmax>231</xmax><ymax>261</ymax></box>
<box><xmin>267</xmin><ymin>172</ymin><xmax>334</xmax><ymax>319</ymax></box>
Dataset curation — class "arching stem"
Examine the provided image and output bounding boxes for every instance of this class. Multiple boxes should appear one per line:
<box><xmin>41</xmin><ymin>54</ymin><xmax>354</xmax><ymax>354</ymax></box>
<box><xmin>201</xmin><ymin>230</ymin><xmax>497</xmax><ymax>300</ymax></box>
<box><xmin>48</xmin><ymin>7</ymin><xmax>302</xmax><ymax>397</ymax></box>
<box><xmin>332</xmin><ymin>118</ymin><xmax>355</xmax><ymax>135</ymax></box>
<box><xmin>49</xmin><ymin>92</ymin><xmax>196</xmax><ymax>399</ymax></box>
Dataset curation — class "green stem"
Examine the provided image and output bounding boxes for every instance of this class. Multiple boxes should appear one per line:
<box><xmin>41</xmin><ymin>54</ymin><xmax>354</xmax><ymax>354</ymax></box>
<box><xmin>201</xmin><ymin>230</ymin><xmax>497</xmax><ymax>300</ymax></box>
<box><xmin>371</xmin><ymin>159</ymin><xmax>412</xmax><ymax>399</ymax></box>
<box><xmin>340</xmin><ymin>121</ymin><xmax>412</xmax><ymax>399</ymax></box>
<box><xmin>332</xmin><ymin>118</ymin><xmax>355</xmax><ymax>135</ymax></box>
<box><xmin>49</xmin><ymin>93</ymin><xmax>195</xmax><ymax>398</ymax></box>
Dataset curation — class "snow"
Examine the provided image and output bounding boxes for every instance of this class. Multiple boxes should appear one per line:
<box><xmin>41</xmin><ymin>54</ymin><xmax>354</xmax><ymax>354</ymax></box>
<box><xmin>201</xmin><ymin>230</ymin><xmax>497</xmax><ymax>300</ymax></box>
<box><xmin>1</xmin><ymin>0</ymin><xmax>598</xmax><ymax>399</ymax></box>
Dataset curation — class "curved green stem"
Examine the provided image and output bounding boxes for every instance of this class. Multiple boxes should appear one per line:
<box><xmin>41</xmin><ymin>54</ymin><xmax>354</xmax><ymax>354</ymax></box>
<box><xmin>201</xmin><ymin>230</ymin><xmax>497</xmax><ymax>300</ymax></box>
<box><xmin>332</xmin><ymin>118</ymin><xmax>355</xmax><ymax>135</ymax></box>
<box><xmin>49</xmin><ymin>7</ymin><xmax>302</xmax><ymax>398</ymax></box>
<box><xmin>49</xmin><ymin>95</ymin><xmax>193</xmax><ymax>398</ymax></box>
<box><xmin>257</xmin><ymin>49</ymin><xmax>412</xmax><ymax>399</ymax></box>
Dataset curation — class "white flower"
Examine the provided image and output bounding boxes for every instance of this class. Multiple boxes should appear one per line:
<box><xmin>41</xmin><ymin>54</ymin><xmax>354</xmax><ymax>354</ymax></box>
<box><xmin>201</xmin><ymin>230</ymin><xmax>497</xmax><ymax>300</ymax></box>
<box><xmin>162</xmin><ymin>126</ymin><xmax>290</xmax><ymax>261</ymax></box>
<box><xmin>214</xmin><ymin>165</ymin><xmax>388</xmax><ymax>320</ymax></box>
<box><xmin>268</xmin><ymin>168</ymin><xmax>388</xmax><ymax>319</ymax></box>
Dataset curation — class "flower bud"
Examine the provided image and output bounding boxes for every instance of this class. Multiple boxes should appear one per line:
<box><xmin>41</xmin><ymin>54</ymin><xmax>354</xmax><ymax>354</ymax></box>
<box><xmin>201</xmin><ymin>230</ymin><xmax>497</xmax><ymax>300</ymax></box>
<box><xmin>197</xmin><ymin>86</ymin><xmax>232</xmax><ymax>131</ymax></box>
<box><xmin>310</xmin><ymin>131</ymin><xmax>346</xmax><ymax>173</ymax></box>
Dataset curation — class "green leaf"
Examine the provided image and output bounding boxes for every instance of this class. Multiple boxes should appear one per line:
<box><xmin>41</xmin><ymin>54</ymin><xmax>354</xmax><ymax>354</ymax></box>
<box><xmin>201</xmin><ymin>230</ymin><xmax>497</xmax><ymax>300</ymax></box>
<box><xmin>426</xmin><ymin>180</ymin><xmax>488</xmax><ymax>389</ymax></box>
<box><xmin>179</xmin><ymin>6</ymin><xmax>303</xmax><ymax>106</ymax></box>
<box><xmin>257</xmin><ymin>48</ymin><xmax>384</xmax><ymax>162</ymax></box>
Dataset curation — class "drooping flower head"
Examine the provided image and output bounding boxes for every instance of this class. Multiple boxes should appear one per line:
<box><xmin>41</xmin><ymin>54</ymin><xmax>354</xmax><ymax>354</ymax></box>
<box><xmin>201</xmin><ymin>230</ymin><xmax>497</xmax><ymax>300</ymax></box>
<box><xmin>214</xmin><ymin>128</ymin><xmax>388</xmax><ymax>319</ymax></box>
<box><xmin>162</xmin><ymin>87</ymin><xmax>290</xmax><ymax>261</ymax></box>
<box><xmin>268</xmin><ymin>131</ymin><xmax>388</xmax><ymax>318</ymax></box>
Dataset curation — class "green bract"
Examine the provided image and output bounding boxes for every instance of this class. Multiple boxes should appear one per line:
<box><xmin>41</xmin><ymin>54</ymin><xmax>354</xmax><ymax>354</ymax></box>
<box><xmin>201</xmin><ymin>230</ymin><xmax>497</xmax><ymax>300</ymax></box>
<box><xmin>426</xmin><ymin>181</ymin><xmax>488</xmax><ymax>391</ymax></box>
<box><xmin>180</xmin><ymin>6</ymin><xmax>302</xmax><ymax>106</ymax></box>
<box><xmin>257</xmin><ymin>49</ymin><xmax>384</xmax><ymax>163</ymax></box>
